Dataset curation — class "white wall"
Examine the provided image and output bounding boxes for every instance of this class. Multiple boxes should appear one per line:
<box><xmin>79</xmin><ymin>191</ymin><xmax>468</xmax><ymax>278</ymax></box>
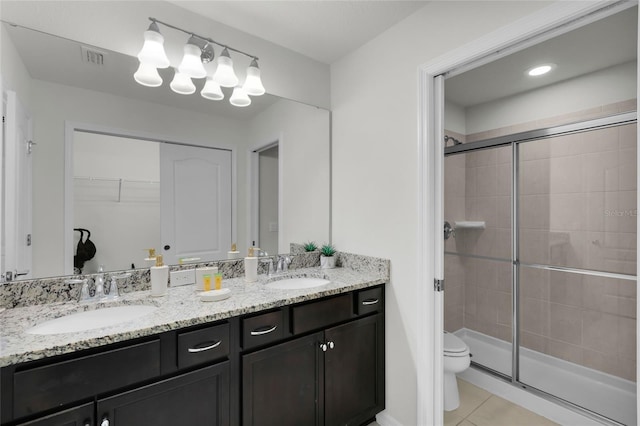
<box><xmin>1</xmin><ymin>25</ymin><xmax>32</xmax><ymax>108</ymax></box>
<box><xmin>249</xmin><ymin>100</ymin><xmax>330</xmax><ymax>253</ymax></box>
<box><xmin>444</xmin><ymin>100</ymin><xmax>467</xmax><ymax>135</ymax></box>
<box><xmin>330</xmin><ymin>2</ymin><xmax>551</xmax><ymax>424</ymax></box>
<box><xmin>30</xmin><ymin>78</ymin><xmax>247</xmax><ymax>277</ymax></box>
<box><xmin>466</xmin><ymin>60</ymin><xmax>637</xmax><ymax>134</ymax></box>
<box><xmin>0</xmin><ymin>0</ymin><xmax>330</xmax><ymax>109</ymax></box>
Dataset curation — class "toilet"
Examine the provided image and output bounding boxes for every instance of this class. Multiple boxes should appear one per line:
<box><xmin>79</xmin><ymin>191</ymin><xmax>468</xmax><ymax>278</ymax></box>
<box><xmin>443</xmin><ymin>331</ymin><xmax>471</xmax><ymax>411</ymax></box>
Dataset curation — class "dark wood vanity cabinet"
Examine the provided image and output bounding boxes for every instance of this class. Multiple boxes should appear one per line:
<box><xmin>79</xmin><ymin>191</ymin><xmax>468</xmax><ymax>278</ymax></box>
<box><xmin>1</xmin><ymin>322</ymin><xmax>232</xmax><ymax>426</ymax></box>
<box><xmin>241</xmin><ymin>286</ymin><xmax>385</xmax><ymax>426</ymax></box>
<box><xmin>1</xmin><ymin>285</ymin><xmax>384</xmax><ymax>426</ymax></box>
<box><xmin>97</xmin><ymin>362</ymin><xmax>229</xmax><ymax>425</ymax></box>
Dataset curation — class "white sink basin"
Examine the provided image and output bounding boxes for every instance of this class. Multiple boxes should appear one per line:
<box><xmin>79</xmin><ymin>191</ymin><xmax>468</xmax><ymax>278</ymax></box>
<box><xmin>26</xmin><ymin>305</ymin><xmax>158</xmax><ymax>335</ymax></box>
<box><xmin>266</xmin><ymin>277</ymin><xmax>330</xmax><ymax>290</ymax></box>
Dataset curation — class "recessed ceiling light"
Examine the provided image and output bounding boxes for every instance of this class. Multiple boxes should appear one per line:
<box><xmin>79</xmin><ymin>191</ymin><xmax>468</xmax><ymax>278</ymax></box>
<box><xmin>527</xmin><ymin>64</ymin><xmax>556</xmax><ymax>77</ymax></box>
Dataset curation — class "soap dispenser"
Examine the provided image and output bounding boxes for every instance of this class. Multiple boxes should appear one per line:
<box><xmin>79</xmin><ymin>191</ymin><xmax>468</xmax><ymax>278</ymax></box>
<box><xmin>150</xmin><ymin>255</ymin><xmax>169</xmax><ymax>297</ymax></box>
<box><xmin>144</xmin><ymin>248</ymin><xmax>157</xmax><ymax>267</ymax></box>
<box><xmin>244</xmin><ymin>247</ymin><xmax>258</xmax><ymax>283</ymax></box>
<box><xmin>228</xmin><ymin>243</ymin><xmax>240</xmax><ymax>260</ymax></box>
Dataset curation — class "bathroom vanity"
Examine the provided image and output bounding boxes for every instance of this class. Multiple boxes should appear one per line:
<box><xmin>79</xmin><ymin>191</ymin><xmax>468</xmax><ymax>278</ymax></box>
<box><xmin>0</xmin><ymin>262</ymin><xmax>386</xmax><ymax>426</ymax></box>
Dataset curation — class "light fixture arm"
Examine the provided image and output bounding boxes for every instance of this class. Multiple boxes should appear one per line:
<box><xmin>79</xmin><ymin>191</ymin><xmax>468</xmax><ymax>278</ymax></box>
<box><xmin>149</xmin><ymin>17</ymin><xmax>259</xmax><ymax>61</ymax></box>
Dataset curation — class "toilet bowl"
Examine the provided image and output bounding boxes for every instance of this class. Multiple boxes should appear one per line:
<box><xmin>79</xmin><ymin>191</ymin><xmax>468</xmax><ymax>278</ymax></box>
<box><xmin>443</xmin><ymin>331</ymin><xmax>470</xmax><ymax>411</ymax></box>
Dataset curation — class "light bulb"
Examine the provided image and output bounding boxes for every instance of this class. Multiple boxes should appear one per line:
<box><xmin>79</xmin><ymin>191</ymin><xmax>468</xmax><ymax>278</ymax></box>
<box><xmin>137</xmin><ymin>22</ymin><xmax>170</xmax><ymax>68</ymax></box>
<box><xmin>201</xmin><ymin>77</ymin><xmax>224</xmax><ymax>100</ymax></box>
<box><xmin>230</xmin><ymin>86</ymin><xmax>251</xmax><ymax>107</ymax></box>
<box><xmin>212</xmin><ymin>48</ymin><xmax>239</xmax><ymax>88</ymax></box>
<box><xmin>170</xmin><ymin>70</ymin><xmax>196</xmax><ymax>95</ymax></box>
<box><xmin>133</xmin><ymin>62</ymin><xmax>163</xmax><ymax>87</ymax></box>
<box><xmin>243</xmin><ymin>59</ymin><xmax>265</xmax><ymax>96</ymax></box>
<box><xmin>178</xmin><ymin>39</ymin><xmax>207</xmax><ymax>79</ymax></box>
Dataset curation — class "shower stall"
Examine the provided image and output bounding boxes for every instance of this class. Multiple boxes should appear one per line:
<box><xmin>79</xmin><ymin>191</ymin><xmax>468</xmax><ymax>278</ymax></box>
<box><xmin>444</xmin><ymin>112</ymin><xmax>637</xmax><ymax>425</ymax></box>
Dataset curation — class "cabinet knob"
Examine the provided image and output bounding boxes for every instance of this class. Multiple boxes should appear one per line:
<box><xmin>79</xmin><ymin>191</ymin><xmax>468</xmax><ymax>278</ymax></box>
<box><xmin>101</xmin><ymin>417</ymin><xmax>109</xmax><ymax>426</ymax></box>
<box><xmin>328</xmin><ymin>341</ymin><xmax>335</xmax><ymax>349</ymax></box>
<box><xmin>320</xmin><ymin>343</ymin><xmax>327</xmax><ymax>352</ymax></box>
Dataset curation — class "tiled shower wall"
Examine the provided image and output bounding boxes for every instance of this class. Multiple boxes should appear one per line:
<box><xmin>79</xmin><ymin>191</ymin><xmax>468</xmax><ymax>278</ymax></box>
<box><xmin>444</xmin><ymin>101</ymin><xmax>637</xmax><ymax>381</ymax></box>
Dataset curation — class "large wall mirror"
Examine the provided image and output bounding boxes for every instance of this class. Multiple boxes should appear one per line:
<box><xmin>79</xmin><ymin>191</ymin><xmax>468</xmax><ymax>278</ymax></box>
<box><xmin>1</xmin><ymin>22</ymin><xmax>331</xmax><ymax>280</ymax></box>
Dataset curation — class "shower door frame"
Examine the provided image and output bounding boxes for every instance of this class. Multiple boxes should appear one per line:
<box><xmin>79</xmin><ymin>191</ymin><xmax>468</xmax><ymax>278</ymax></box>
<box><xmin>444</xmin><ymin>112</ymin><xmax>638</xmax><ymax>425</ymax></box>
<box><xmin>416</xmin><ymin>1</ymin><xmax>638</xmax><ymax>425</ymax></box>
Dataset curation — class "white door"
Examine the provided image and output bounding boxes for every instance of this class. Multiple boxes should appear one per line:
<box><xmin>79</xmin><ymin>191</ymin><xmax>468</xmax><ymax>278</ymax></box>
<box><xmin>3</xmin><ymin>90</ymin><xmax>33</xmax><ymax>281</ymax></box>
<box><xmin>160</xmin><ymin>143</ymin><xmax>232</xmax><ymax>265</ymax></box>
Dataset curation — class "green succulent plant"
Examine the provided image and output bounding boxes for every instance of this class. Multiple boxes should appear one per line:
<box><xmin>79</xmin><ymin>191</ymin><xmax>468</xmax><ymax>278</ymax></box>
<box><xmin>303</xmin><ymin>241</ymin><xmax>318</xmax><ymax>252</ymax></box>
<box><xmin>320</xmin><ymin>244</ymin><xmax>337</xmax><ymax>257</ymax></box>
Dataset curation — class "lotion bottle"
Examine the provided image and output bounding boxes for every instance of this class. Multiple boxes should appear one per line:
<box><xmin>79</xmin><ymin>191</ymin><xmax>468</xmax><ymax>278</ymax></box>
<box><xmin>151</xmin><ymin>254</ymin><xmax>169</xmax><ymax>297</ymax></box>
<box><xmin>244</xmin><ymin>247</ymin><xmax>258</xmax><ymax>283</ymax></box>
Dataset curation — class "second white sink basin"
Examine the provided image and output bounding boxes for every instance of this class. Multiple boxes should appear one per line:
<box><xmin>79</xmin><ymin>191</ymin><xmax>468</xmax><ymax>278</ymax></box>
<box><xmin>266</xmin><ymin>277</ymin><xmax>330</xmax><ymax>290</ymax></box>
<box><xmin>26</xmin><ymin>305</ymin><xmax>158</xmax><ymax>335</ymax></box>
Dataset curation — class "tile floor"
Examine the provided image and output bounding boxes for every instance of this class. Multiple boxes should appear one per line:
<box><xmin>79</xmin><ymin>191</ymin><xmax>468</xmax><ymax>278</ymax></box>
<box><xmin>367</xmin><ymin>378</ymin><xmax>559</xmax><ymax>426</ymax></box>
<box><xmin>445</xmin><ymin>378</ymin><xmax>559</xmax><ymax>426</ymax></box>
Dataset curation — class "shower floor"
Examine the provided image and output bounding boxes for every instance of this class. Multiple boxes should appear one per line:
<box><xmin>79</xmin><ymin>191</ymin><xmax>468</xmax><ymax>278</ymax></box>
<box><xmin>454</xmin><ymin>328</ymin><xmax>636</xmax><ymax>426</ymax></box>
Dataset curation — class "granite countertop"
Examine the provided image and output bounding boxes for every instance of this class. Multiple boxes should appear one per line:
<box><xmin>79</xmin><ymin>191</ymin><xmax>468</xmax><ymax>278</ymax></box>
<box><xmin>0</xmin><ymin>266</ymin><xmax>386</xmax><ymax>367</ymax></box>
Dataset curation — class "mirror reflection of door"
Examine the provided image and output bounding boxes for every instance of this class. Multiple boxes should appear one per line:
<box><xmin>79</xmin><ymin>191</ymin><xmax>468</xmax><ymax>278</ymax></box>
<box><xmin>258</xmin><ymin>145</ymin><xmax>279</xmax><ymax>255</ymax></box>
<box><xmin>160</xmin><ymin>143</ymin><xmax>232</xmax><ymax>265</ymax></box>
<box><xmin>2</xmin><ymin>90</ymin><xmax>33</xmax><ymax>281</ymax></box>
<box><xmin>73</xmin><ymin>131</ymin><xmax>232</xmax><ymax>272</ymax></box>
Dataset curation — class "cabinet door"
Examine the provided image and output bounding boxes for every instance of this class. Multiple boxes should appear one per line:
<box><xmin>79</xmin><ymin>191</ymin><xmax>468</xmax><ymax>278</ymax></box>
<box><xmin>97</xmin><ymin>362</ymin><xmax>229</xmax><ymax>426</ymax></box>
<box><xmin>17</xmin><ymin>402</ymin><xmax>93</xmax><ymax>426</ymax></box>
<box><xmin>324</xmin><ymin>314</ymin><xmax>384</xmax><ymax>426</ymax></box>
<box><xmin>242</xmin><ymin>332</ymin><xmax>323</xmax><ymax>426</ymax></box>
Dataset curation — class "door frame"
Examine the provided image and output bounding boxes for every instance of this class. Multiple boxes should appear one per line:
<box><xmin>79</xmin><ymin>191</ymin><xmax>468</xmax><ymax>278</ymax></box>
<box><xmin>248</xmin><ymin>134</ymin><xmax>284</xmax><ymax>254</ymax></box>
<box><xmin>63</xmin><ymin>121</ymin><xmax>238</xmax><ymax>274</ymax></box>
<box><xmin>416</xmin><ymin>1</ymin><xmax>638</xmax><ymax>424</ymax></box>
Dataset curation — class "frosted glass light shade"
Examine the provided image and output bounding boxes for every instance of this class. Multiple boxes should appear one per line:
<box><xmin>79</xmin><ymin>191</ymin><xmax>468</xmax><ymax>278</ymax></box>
<box><xmin>170</xmin><ymin>70</ymin><xmax>196</xmax><ymax>95</ymax></box>
<box><xmin>212</xmin><ymin>48</ymin><xmax>238</xmax><ymax>87</ymax></box>
<box><xmin>134</xmin><ymin>62</ymin><xmax>163</xmax><ymax>87</ymax></box>
<box><xmin>229</xmin><ymin>86</ymin><xmax>251</xmax><ymax>107</ymax></box>
<box><xmin>243</xmin><ymin>60</ymin><xmax>265</xmax><ymax>96</ymax></box>
<box><xmin>137</xmin><ymin>28</ymin><xmax>170</xmax><ymax>69</ymax></box>
<box><xmin>201</xmin><ymin>77</ymin><xmax>224</xmax><ymax>100</ymax></box>
<box><xmin>178</xmin><ymin>43</ymin><xmax>207</xmax><ymax>79</ymax></box>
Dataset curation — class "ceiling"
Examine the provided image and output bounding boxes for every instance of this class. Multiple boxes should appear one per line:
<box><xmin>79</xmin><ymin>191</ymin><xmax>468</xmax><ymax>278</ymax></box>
<box><xmin>446</xmin><ymin>6</ymin><xmax>638</xmax><ymax>108</ymax></box>
<box><xmin>167</xmin><ymin>1</ymin><xmax>429</xmax><ymax>64</ymax></box>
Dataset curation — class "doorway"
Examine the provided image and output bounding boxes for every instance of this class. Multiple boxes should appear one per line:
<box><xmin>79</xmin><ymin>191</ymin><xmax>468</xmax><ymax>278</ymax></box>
<box><xmin>417</xmin><ymin>2</ymin><xmax>638</xmax><ymax>425</ymax></box>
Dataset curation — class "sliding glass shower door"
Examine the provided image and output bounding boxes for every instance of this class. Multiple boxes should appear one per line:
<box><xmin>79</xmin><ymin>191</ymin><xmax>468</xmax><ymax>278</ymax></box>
<box><xmin>518</xmin><ymin>120</ymin><xmax>637</xmax><ymax>425</ymax></box>
<box><xmin>444</xmin><ymin>145</ymin><xmax>513</xmax><ymax>378</ymax></box>
<box><xmin>444</xmin><ymin>114</ymin><xmax>637</xmax><ymax>425</ymax></box>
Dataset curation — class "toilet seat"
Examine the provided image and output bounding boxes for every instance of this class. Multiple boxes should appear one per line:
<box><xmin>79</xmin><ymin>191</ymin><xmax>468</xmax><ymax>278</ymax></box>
<box><xmin>444</xmin><ymin>332</ymin><xmax>469</xmax><ymax>357</ymax></box>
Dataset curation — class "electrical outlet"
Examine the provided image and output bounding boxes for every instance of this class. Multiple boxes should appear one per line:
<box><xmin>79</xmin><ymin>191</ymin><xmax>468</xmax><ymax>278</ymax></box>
<box><xmin>170</xmin><ymin>269</ymin><xmax>195</xmax><ymax>287</ymax></box>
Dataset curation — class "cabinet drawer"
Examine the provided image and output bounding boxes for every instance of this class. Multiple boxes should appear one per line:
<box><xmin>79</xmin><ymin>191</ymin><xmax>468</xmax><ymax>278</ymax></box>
<box><xmin>292</xmin><ymin>293</ymin><xmax>352</xmax><ymax>335</ymax></box>
<box><xmin>178</xmin><ymin>322</ymin><xmax>230</xmax><ymax>369</ymax></box>
<box><xmin>242</xmin><ymin>310</ymin><xmax>284</xmax><ymax>350</ymax></box>
<box><xmin>356</xmin><ymin>287</ymin><xmax>383</xmax><ymax>316</ymax></box>
<box><xmin>13</xmin><ymin>339</ymin><xmax>160</xmax><ymax>420</ymax></box>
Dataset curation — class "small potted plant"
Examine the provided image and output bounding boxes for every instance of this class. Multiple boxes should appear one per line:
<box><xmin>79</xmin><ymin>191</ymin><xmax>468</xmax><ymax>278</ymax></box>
<box><xmin>320</xmin><ymin>244</ymin><xmax>337</xmax><ymax>269</ymax></box>
<box><xmin>304</xmin><ymin>241</ymin><xmax>318</xmax><ymax>252</ymax></box>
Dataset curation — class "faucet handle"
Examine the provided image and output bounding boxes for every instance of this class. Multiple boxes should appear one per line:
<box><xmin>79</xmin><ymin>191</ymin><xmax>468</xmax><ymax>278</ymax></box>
<box><xmin>68</xmin><ymin>279</ymin><xmax>90</xmax><ymax>302</ymax></box>
<box><xmin>106</xmin><ymin>273</ymin><xmax>130</xmax><ymax>300</ymax></box>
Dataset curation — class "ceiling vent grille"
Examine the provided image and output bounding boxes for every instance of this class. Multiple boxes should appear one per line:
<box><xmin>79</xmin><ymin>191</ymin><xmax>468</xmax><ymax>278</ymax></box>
<box><xmin>81</xmin><ymin>46</ymin><xmax>106</xmax><ymax>66</ymax></box>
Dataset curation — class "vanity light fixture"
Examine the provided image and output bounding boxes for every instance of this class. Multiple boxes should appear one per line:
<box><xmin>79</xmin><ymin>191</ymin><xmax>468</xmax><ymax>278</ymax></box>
<box><xmin>134</xmin><ymin>17</ymin><xmax>265</xmax><ymax>107</ymax></box>
<box><xmin>527</xmin><ymin>63</ymin><xmax>556</xmax><ymax>77</ymax></box>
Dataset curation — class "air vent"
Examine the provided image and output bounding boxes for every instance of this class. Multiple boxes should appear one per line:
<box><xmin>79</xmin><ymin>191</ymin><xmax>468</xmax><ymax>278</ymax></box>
<box><xmin>81</xmin><ymin>46</ymin><xmax>106</xmax><ymax>66</ymax></box>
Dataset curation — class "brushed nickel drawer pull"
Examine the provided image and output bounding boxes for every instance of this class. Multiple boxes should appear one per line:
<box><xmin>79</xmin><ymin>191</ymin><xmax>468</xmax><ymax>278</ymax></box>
<box><xmin>251</xmin><ymin>325</ymin><xmax>278</xmax><ymax>336</ymax></box>
<box><xmin>362</xmin><ymin>298</ymin><xmax>379</xmax><ymax>305</ymax></box>
<box><xmin>188</xmin><ymin>340</ymin><xmax>222</xmax><ymax>353</ymax></box>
